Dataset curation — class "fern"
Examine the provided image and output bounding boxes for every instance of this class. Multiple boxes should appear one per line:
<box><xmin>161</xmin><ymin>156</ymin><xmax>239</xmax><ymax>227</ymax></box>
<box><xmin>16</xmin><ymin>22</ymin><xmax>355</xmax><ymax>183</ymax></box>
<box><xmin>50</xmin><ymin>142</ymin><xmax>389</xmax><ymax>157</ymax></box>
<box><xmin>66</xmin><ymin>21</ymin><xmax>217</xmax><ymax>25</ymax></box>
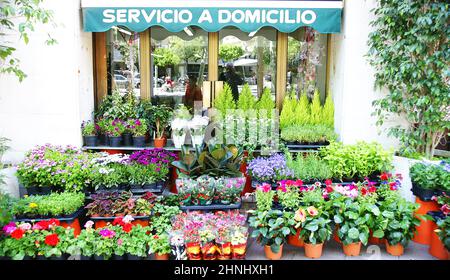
<box><xmin>294</xmin><ymin>92</ymin><xmax>310</xmax><ymax>125</ymax></box>
<box><xmin>214</xmin><ymin>83</ymin><xmax>236</xmax><ymax>116</ymax></box>
<box><xmin>322</xmin><ymin>92</ymin><xmax>334</xmax><ymax>128</ymax></box>
<box><xmin>310</xmin><ymin>89</ymin><xmax>322</xmax><ymax>125</ymax></box>
<box><xmin>237</xmin><ymin>84</ymin><xmax>256</xmax><ymax>111</ymax></box>
<box><xmin>256</xmin><ymin>87</ymin><xmax>275</xmax><ymax>118</ymax></box>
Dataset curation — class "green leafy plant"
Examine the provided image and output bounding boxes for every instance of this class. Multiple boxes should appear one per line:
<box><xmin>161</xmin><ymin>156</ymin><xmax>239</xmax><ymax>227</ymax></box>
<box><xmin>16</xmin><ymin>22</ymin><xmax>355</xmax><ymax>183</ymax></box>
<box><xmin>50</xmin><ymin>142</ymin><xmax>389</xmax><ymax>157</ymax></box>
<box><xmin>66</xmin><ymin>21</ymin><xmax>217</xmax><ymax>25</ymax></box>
<box><xmin>149</xmin><ymin>234</ymin><xmax>171</xmax><ymax>255</ymax></box>
<box><xmin>91</xmin><ymin>163</ymin><xmax>127</xmax><ymax>190</ymax></box>
<box><xmin>149</xmin><ymin>203</ymin><xmax>181</xmax><ymax>235</ymax></box>
<box><xmin>152</xmin><ymin>105</ymin><xmax>173</xmax><ymax>139</ymax></box>
<box><xmin>256</xmin><ymin>87</ymin><xmax>275</xmax><ymax>118</ymax></box>
<box><xmin>435</xmin><ymin>216</ymin><xmax>450</xmax><ymax>251</ymax></box>
<box><xmin>286</xmin><ymin>152</ymin><xmax>332</xmax><ymax>182</ymax></box>
<box><xmin>81</xmin><ymin>121</ymin><xmax>97</xmax><ymax>136</ymax></box>
<box><xmin>126</xmin><ymin>163</ymin><xmax>167</xmax><ymax>186</ymax></box>
<box><xmin>248</xmin><ymin>209</ymin><xmax>295</xmax><ymax>253</ymax></box>
<box><xmin>320</xmin><ymin>141</ymin><xmax>394</xmax><ymax>180</ymax></box>
<box><xmin>276</xmin><ymin>186</ymin><xmax>300</xmax><ymax>211</ymax></box>
<box><xmin>127</xmin><ymin>119</ymin><xmax>148</xmax><ymax>137</ymax></box>
<box><xmin>237</xmin><ymin>84</ymin><xmax>256</xmax><ymax>111</ymax></box>
<box><xmin>410</xmin><ymin>161</ymin><xmax>450</xmax><ymax>191</ymax></box>
<box><xmin>281</xmin><ymin>124</ymin><xmax>338</xmax><ymax>144</ymax></box>
<box><xmin>255</xmin><ymin>187</ymin><xmax>275</xmax><ymax>212</ymax></box>
<box><xmin>294</xmin><ymin>93</ymin><xmax>310</xmax><ymax>126</ymax></box>
<box><xmin>0</xmin><ymin>192</ymin><xmax>14</xmax><ymax>227</ymax></box>
<box><xmin>219</xmin><ymin>44</ymin><xmax>244</xmax><ymax>62</ymax></box>
<box><xmin>367</xmin><ymin>0</ymin><xmax>450</xmax><ymax>159</ymax></box>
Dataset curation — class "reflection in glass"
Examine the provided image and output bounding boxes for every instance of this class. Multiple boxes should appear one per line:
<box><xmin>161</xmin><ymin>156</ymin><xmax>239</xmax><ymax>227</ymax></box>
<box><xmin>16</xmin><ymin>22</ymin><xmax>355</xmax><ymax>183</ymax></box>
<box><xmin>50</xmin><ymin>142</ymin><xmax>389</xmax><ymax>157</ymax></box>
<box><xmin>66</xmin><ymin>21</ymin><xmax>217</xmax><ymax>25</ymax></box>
<box><xmin>150</xmin><ymin>27</ymin><xmax>208</xmax><ymax>110</ymax></box>
<box><xmin>287</xmin><ymin>27</ymin><xmax>328</xmax><ymax>100</ymax></box>
<box><xmin>218</xmin><ymin>27</ymin><xmax>277</xmax><ymax>102</ymax></box>
<box><xmin>106</xmin><ymin>27</ymin><xmax>141</xmax><ymax>97</ymax></box>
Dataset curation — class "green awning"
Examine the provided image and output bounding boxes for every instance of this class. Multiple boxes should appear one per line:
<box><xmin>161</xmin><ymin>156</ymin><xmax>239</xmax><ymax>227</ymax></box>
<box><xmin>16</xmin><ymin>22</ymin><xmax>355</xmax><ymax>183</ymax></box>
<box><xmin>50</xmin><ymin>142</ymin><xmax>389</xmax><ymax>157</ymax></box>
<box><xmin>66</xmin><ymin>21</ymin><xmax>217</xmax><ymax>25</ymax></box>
<box><xmin>81</xmin><ymin>0</ymin><xmax>343</xmax><ymax>34</ymax></box>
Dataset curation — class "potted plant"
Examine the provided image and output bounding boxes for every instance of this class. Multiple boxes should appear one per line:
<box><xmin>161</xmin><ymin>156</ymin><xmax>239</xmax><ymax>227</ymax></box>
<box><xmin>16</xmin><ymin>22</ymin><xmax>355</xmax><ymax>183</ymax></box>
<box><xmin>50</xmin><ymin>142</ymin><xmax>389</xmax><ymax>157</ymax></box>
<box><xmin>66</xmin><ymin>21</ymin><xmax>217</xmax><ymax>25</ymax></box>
<box><xmin>230</xmin><ymin>225</ymin><xmax>248</xmax><ymax>259</ymax></box>
<box><xmin>189</xmin><ymin>115</ymin><xmax>209</xmax><ymax>147</ymax></box>
<box><xmin>410</xmin><ymin>162</ymin><xmax>439</xmax><ymax>201</ymax></box>
<box><xmin>149</xmin><ymin>234</ymin><xmax>171</xmax><ymax>260</ymax></box>
<box><xmin>171</xmin><ymin>118</ymin><xmax>189</xmax><ymax>149</ymax></box>
<box><xmin>93</xmin><ymin>227</ymin><xmax>116</xmax><ymax>260</ymax></box>
<box><xmin>105</xmin><ymin>119</ymin><xmax>126</xmax><ymax>147</ymax></box>
<box><xmin>128</xmin><ymin>118</ymin><xmax>148</xmax><ymax>147</ymax></box>
<box><xmin>73</xmin><ymin>221</ymin><xmax>97</xmax><ymax>260</ymax></box>
<box><xmin>81</xmin><ymin>121</ymin><xmax>98</xmax><ymax>147</ymax></box>
<box><xmin>199</xmin><ymin>226</ymin><xmax>217</xmax><ymax>260</ymax></box>
<box><xmin>152</xmin><ymin>105</ymin><xmax>173</xmax><ymax>148</ymax></box>
<box><xmin>434</xmin><ymin>214</ymin><xmax>450</xmax><ymax>260</ymax></box>
<box><xmin>247</xmin><ymin>153</ymin><xmax>294</xmax><ymax>188</ymax></box>
<box><xmin>248</xmin><ymin>209</ymin><xmax>294</xmax><ymax>260</ymax></box>
<box><xmin>373</xmin><ymin>194</ymin><xmax>421</xmax><ymax>256</ymax></box>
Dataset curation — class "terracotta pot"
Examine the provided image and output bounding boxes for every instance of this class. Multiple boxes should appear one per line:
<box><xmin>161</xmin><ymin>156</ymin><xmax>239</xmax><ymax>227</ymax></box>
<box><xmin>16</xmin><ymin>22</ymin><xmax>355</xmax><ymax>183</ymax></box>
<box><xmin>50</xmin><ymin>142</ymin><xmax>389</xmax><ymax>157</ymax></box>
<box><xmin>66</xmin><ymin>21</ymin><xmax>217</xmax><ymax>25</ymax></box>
<box><xmin>304</xmin><ymin>243</ymin><xmax>324</xmax><ymax>259</ymax></box>
<box><xmin>385</xmin><ymin>240</ymin><xmax>404</xmax><ymax>256</ymax></box>
<box><xmin>368</xmin><ymin>230</ymin><xmax>383</xmax><ymax>245</ymax></box>
<box><xmin>343</xmin><ymin>242</ymin><xmax>362</xmax><ymax>256</ymax></box>
<box><xmin>154</xmin><ymin>138</ymin><xmax>165</xmax><ymax>148</ymax></box>
<box><xmin>94</xmin><ymin>220</ymin><xmax>108</xmax><ymax>229</ymax></box>
<box><xmin>287</xmin><ymin>228</ymin><xmax>304</xmax><ymax>247</ymax></box>
<box><xmin>61</xmin><ymin>218</ymin><xmax>81</xmax><ymax>237</ymax></box>
<box><xmin>264</xmin><ymin>244</ymin><xmax>283</xmax><ymax>260</ymax></box>
<box><xmin>413</xmin><ymin>198</ymin><xmax>439</xmax><ymax>245</ymax></box>
<box><xmin>154</xmin><ymin>253</ymin><xmax>169</xmax><ymax>260</ymax></box>
<box><xmin>131</xmin><ymin>219</ymin><xmax>149</xmax><ymax>227</ymax></box>
<box><xmin>429</xmin><ymin>222</ymin><xmax>450</xmax><ymax>260</ymax></box>
<box><xmin>333</xmin><ymin>226</ymin><xmax>342</xmax><ymax>244</ymax></box>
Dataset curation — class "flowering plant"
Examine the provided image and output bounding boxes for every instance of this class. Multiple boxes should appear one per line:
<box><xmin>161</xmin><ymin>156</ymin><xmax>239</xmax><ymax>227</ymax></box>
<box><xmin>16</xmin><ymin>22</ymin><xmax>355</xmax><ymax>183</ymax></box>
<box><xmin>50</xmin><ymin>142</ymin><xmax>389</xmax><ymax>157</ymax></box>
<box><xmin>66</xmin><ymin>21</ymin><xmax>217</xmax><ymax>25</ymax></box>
<box><xmin>276</xmin><ymin>180</ymin><xmax>303</xmax><ymax>210</ymax></box>
<box><xmin>171</xmin><ymin>118</ymin><xmax>189</xmax><ymax>136</ymax></box>
<box><xmin>129</xmin><ymin>148</ymin><xmax>177</xmax><ymax>168</ymax></box>
<box><xmin>127</xmin><ymin>162</ymin><xmax>168</xmax><ymax>186</ymax></box>
<box><xmin>189</xmin><ymin>115</ymin><xmax>209</xmax><ymax>136</ymax></box>
<box><xmin>247</xmin><ymin>153</ymin><xmax>294</xmax><ymax>183</ymax></box>
<box><xmin>105</xmin><ymin>119</ymin><xmax>126</xmax><ymax>137</ymax></box>
<box><xmin>81</xmin><ymin>121</ymin><xmax>97</xmax><ymax>136</ymax></box>
<box><xmin>126</xmin><ymin>118</ymin><xmax>148</xmax><ymax>137</ymax></box>
<box><xmin>255</xmin><ymin>183</ymin><xmax>275</xmax><ymax>211</ymax></box>
<box><xmin>214</xmin><ymin>177</ymin><xmax>245</xmax><ymax>204</ymax></box>
<box><xmin>149</xmin><ymin>234</ymin><xmax>171</xmax><ymax>255</ymax></box>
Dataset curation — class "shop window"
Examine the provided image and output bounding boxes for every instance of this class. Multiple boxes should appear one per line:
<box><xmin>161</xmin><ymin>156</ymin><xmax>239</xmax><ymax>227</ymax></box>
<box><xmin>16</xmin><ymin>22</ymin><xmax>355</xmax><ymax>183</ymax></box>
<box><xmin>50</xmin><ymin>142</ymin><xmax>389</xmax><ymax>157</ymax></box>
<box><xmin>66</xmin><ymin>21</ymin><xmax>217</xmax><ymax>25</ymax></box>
<box><xmin>106</xmin><ymin>27</ymin><xmax>141</xmax><ymax>97</ymax></box>
<box><xmin>150</xmin><ymin>26</ymin><xmax>208</xmax><ymax>110</ymax></box>
<box><xmin>218</xmin><ymin>27</ymin><xmax>277</xmax><ymax>102</ymax></box>
<box><xmin>287</xmin><ymin>27</ymin><xmax>328</xmax><ymax>100</ymax></box>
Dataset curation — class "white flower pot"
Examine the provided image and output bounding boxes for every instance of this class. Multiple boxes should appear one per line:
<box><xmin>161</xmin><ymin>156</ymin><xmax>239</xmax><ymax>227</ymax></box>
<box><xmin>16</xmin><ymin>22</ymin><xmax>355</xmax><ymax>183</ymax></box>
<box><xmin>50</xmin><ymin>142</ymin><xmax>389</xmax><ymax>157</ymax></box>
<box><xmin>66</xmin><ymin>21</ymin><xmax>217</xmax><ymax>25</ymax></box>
<box><xmin>191</xmin><ymin>135</ymin><xmax>204</xmax><ymax>146</ymax></box>
<box><xmin>391</xmin><ymin>156</ymin><xmax>421</xmax><ymax>203</ymax></box>
<box><xmin>173</xmin><ymin>134</ymin><xmax>187</xmax><ymax>148</ymax></box>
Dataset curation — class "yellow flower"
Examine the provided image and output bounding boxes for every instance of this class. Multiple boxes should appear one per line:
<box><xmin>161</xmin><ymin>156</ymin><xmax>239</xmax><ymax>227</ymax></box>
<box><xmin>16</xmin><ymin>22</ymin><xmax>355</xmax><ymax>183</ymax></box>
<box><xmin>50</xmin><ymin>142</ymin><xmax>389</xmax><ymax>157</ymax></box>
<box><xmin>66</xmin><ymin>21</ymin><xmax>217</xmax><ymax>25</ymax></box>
<box><xmin>294</xmin><ymin>208</ymin><xmax>306</xmax><ymax>223</ymax></box>
<box><xmin>29</xmin><ymin>202</ymin><xmax>38</xmax><ymax>208</ymax></box>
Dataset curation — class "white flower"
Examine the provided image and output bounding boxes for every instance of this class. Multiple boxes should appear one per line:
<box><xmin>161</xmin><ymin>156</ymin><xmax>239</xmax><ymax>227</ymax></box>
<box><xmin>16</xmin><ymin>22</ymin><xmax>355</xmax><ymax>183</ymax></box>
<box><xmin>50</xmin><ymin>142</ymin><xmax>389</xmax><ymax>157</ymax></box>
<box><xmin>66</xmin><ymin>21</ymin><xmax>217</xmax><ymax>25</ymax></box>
<box><xmin>19</xmin><ymin>223</ymin><xmax>32</xmax><ymax>231</ymax></box>
<box><xmin>123</xmin><ymin>215</ymin><xmax>134</xmax><ymax>223</ymax></box>
<box><xmin>98</xmin><ymin>168</ymin><xmax>111</xmax><ymax>174</ymax></box>
<box><xmin>84</xmin><ymin>221</ymin><xmax>94</xmax><ymax>229</ymax></box>
<box><xmin>189</xmin><ymin>115</ymin><xmax>209</xmax><ymax>130</ymax></box>
<box><xmin>171</xmin><ymin>118</ymin><xmax>189</xmax><ymax>131</ymax></box>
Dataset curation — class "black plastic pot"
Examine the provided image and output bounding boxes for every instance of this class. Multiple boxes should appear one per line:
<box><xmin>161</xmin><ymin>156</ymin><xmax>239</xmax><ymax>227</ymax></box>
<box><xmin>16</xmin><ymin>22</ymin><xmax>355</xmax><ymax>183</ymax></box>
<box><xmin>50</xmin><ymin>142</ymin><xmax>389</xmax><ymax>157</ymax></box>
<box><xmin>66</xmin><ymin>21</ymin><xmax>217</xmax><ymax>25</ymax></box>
<box><xmin>119</xmin><ymin>184</ymin><xmax>130</xmax><ymax>191</ymax></box>
<box><xmin>26</xmin><ymin>186</ymin><xmax>39</xmax><ymax>196</ymax></box>
<box><xmin>411</xmin><ymin>183</ymin><xmax>436</xmax><ymax>201</ymax></box>
<box><xmin>50</xmin><ymin>255</ymin><xmax>66</xmax><ymax>260</ymax></box>
<box><xmin>109</xmin><ymin>136</ymin><xmax>122</xmax><ymax>147</ymax></box>
<box><xmin>113</xmin><ymin>254</ymin><xmax>126</xmax><ymax>260</ymax></box>
<box><xmin>126</xmin><ymin>254</ymin><xmax>142</xmax><ymax>260</ymax></box>
<box><xmin>122</xmin><ymin>133</ymin><xmax>133</xmax><ymax>147</ymax></box>
<box><xmin>427</xmin><ymin>211</ymin><xmax>445</xmax><ymax>223</ymax></box>
<box><xmin>93</xmin><ymin>255</ymin><xmax>106</xmax><ymax>261</ymax></box>
<box><xmin>80</xmin><ymin>255</ymin><xmax>92</xmax><ymax>260</ymax></box>
<box><xmin>130</xmin><ymin>184</ymin><xmax>143</xmax><ymax>191</ymax></box>
<box><xmin>36</xmin><ymin>255</ymin><xmax>47</xmax><ymax>260</ymax></box>
<box><xmin>39</xmin><ymin>186</ymin><xmax>52</xmax><ymax>195</ymax></box>
<box><xmin>435</xmin><ymin>189</ymin><xmax>450</xmax><ymax>197</ymax></box>
<box><xmin>98</xmin><ymin>134</ymin><xmax>108</xmax><ymax>145</ymax></box>
<box><xmin>84</xmin><ymin>136</ymin><xmax>98</xmax><ymax>147</ymax></box>
<box><xmin>133</xmin><ymin>136</ymin><xmax>146</xmax><ymax>147</ymax></box>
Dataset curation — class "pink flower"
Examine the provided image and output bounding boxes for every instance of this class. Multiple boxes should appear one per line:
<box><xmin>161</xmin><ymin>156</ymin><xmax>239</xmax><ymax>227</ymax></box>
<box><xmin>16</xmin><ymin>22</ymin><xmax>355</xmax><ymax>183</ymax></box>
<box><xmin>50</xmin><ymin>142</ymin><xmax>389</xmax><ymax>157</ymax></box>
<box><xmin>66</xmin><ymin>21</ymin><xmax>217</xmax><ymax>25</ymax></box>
<box><xmin>117</xmin><ymin>239</ymin><xmax>123</xmax><ymax>246</ymax></box>
<box><xmin>325</xmin><ymin>179</ymin><xmax>332</xmax><ymax>186</ymax></box>
<box><xmin>307</xmin><ymin>206</ymin><xmax>318</xmax><ymax>216</ymax></box>
<box><xmin>257</xmin><ymin>183</ymin><xmax>272</xmax><ymax>193</ymax></box>
<box><xmin>122</xmin><ymin>215</ymin><xmax>134</xmax><ymax>223</ymax></box>
<box><xmin>441</xmin><ymin>204</ymin><xmax>450</xmax><ymax>216</ymax></box>
<box><xmin>3</xmin><ymin>222</ymin><xmax>16</xmax><ymax>234</ymax></box>
<box><xmin>99</xmin><ymin>229</ymin><xmax>116</xmax><ymax>238</ymax></box>
<box><xmin>276</xmin><ymin>185</ymin><xmax>287</xmax><ymax>193</ymax></box>
<box><xmin>19</xmin><ymin>223</ymin><xmax>32</xmax><ymax>231</ymax></box>
<box><xmin>294</xmin><ymin>208</ymin><xmax>307</xmax><ymax>223</ymax></box>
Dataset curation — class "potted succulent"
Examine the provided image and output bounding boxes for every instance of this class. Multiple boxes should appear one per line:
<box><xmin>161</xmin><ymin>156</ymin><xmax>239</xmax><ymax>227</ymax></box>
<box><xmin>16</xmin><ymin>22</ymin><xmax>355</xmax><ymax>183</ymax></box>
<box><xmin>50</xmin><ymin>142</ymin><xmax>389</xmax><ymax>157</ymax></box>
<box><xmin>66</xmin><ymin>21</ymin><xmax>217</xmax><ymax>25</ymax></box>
<box><xmin>105</xmin><ymin>119</ymin><xmax>126</xmax><ymax>147</ymax></box>
<box><xmin>149</xmin><ymin>234</ymin><xmax>171</xmax><ymax>260</ymax></box>
<box><xmin>152</xmin><ymin>105</ymin><xmax>173</xmax><ymax>148</ymax></box>
<box><xmin>81</xmin><ymin>121</ymin><xmax>98</xmax><ymax>147</ymax></box>
<box><xmin>248</xmin><ymin>209</ymin><xmax>295</xmax><ymax>260</ymax></box>
<box><xmin>189</xmin><ymin>115</ymin><xmax>209</xmax><ymax>147</ymax></box>
<box><xmin>128</xmin><ymin>118</ymin><xmax>148</xmax><ymax>147</ymax></box>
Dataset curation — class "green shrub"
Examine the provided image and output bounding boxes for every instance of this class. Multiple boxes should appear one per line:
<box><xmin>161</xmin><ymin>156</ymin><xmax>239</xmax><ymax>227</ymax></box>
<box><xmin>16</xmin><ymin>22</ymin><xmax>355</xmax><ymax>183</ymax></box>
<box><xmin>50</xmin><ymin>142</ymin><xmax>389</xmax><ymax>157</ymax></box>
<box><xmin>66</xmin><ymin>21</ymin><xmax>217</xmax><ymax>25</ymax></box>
<box><xmin>281</xmin><ymin>124</ymin><xmax>338</xmax><ymax>143</ymax></box>
<box><xmin>309</xmin><ymin>89</ymin><xmax>322</xmax><ymax>125</ymax></box>
<box><xmin>410</xmin><ymin>161</ymin><xmax>450</xmax><ymax>191</ymax></box>
<box><xmin>294</xmin><ymin>93</ymin><xmax>310</xmax><ymax>125</ymax></box>
<box><xmin>279</xmin><ymin>92</ymin><xmax>297</xmax><ymax>129</ymax></box>
<box><xmin>237</xmin><ymin>84</ymin><xmax>256</xmax><ymax>111</ymax></box>
<box><xmin>256</xmin><ymin>87</ymin><xmax>275</xmax><ymax>118</ymax></box>
<box><xmin>286</xmin><ymin>152</ymin><xmax>332</xmax><ymax>182</ymax></box>
<box><xmin>214</xmin><ymin>83</ymin><xmax>236</xmax><ymax>116</ymax></box>
<box><xmin>320</xmin><ymin>141</ymin><xmax>394</xmax><ymax>180</ymax></box>
<box><xmin>322</xmin><ymin>93</ymin><xmax>334</xmax><ymax>128</ymax></box>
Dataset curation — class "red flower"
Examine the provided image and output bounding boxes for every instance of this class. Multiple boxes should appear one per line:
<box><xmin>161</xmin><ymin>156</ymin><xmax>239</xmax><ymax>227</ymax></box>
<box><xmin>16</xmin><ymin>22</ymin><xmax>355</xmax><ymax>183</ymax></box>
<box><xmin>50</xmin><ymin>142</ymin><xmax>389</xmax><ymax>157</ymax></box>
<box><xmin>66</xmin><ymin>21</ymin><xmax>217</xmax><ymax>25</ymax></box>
<box><xmin>45</xmin><ymin>234</ymin><xmax>60</xmax><ymax>247</ymax></box>
<box><xmin>48</xmin><ymin>219</ymin><xmax>60</xmax><ymax>227</ymax></box>
<box><xmin>113</xmin><ymin>217</ymin><xmax>125</xmax><ymax>226</ymax></box>
<box><xmin>122</xmin><ymin>223</ymin><xmax>133</xmax><ymax>233</ymax></box>
<box><xmin>380</xmin><ymin>173</ymin><xmax>389</xmax><ymax>181</ymax></box>
<box><xmin>325</xmin><ymin>186</ymin><xmax>333</xmax><ymax>193</ymax></box>
<box><xmin>368</xmin><ymin>186</ymin><xmax>377</xmax><ymax>193</ymax></box>
<box><xmin>153</xmin><ymin>235</ymin><xmax>159</xmax><ymax>239</ymax></box>
<box><xmin>361</xmin><ymin>188</ymin><xmax>368</xmax><ymax>196</ymax></box>
<box><xmin>295</xmin><ymin>179</ymin><xmax>303</xmax><ymax>187</ymax></box>
<box><xmin>11</xmin><ymin>229</ymin><xmax>24</xmax><ymax>240</ymax></box>
<box><xmin>325</xmin><ymin>179</ymin><xmax>332</xmax><ymax>186</ymax></box>
<box><xmin>34</xmin><ymin>220</ymin><xmax>50</xmax><ymax>230</ymax></box>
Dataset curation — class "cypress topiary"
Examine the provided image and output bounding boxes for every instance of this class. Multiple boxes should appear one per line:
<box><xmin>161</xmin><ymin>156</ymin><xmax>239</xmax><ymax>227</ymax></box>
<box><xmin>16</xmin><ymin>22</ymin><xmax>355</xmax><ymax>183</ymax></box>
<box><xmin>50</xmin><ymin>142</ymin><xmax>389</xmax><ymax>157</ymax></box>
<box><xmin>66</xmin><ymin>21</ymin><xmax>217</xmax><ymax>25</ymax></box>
<box><xmin>322</xmin><ymin>92</ymin><xmax>334</xmax><ymax>128</ymax></box>
<box><xmin>280</xmin><ymin>91</ymin><xmax>297</xmax><ymax>129</ymax></box>
<box><xmin>310</xmin><ymin>89</ymin><xmax>322</xmax><ymax>125</ymax></box>
<box><xmin>294</xmin><ymin>91</ymin><xmax>310</xmax><ymax>125</ymax></box>
<box><xmin>237</xmin><ymin>84</ymin><xmax>256</xmax><ymax>111</ymax></box>
<box><xmin>256</xmin><ymin>87</ymin><xmax>275</xmax><ymax>118</ymax></box>
<box><xmin>214</xmin><ymin>83</ymin><xmax>236</xmax><ymax>116</ymax></box>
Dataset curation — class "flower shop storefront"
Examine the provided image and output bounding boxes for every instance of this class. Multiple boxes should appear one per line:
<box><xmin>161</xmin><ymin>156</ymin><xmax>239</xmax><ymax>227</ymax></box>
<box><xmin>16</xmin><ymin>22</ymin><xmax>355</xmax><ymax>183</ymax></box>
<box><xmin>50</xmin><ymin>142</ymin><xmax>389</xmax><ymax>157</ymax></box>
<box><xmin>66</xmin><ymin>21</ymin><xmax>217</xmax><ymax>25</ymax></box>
<box><xmin>82</xmin><ymin>0</ymin><xmax>343</xmax><ymax>109</ymax></box>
